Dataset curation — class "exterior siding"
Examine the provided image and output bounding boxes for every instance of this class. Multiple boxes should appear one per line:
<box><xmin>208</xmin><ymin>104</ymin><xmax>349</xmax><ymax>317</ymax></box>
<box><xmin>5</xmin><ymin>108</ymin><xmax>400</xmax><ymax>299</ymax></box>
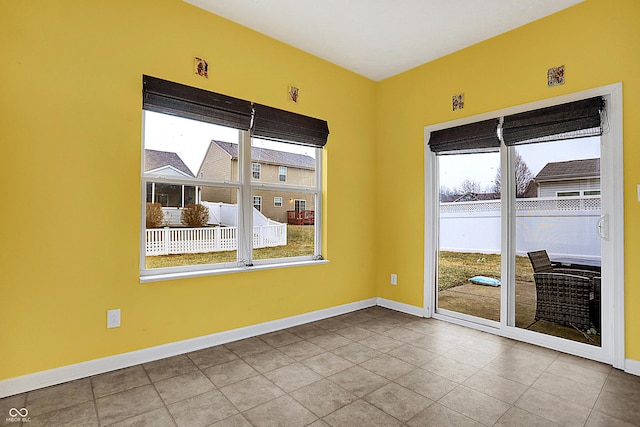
<box><xmin>538</xmin><ymin>178</ymin><xmax>601</xmax><ymax>197</ymax></box>
<box><xmin>198</xmin><ymin>142</ymin><xmax>316</xmax><ymax>223</ymax></box>
<box><xmin>251</xmin><ymin>162</ymin><xmax>314</xmax><ymax>186</ymax></box>
<box><xmin>198</xmin><ymin>143</ymin><xmax>235</xmax><ymax>180</ymax></box>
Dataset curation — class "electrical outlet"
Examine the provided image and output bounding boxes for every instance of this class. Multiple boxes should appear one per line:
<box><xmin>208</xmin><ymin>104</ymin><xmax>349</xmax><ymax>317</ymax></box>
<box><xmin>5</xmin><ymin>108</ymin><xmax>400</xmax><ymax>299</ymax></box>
<box><xmin>390</xmin><ymin>273</ymin><xmax>397</xmax><ymax>285</ymax></box>
<box><xmin>107</xmin><ymin>309</ymin><xmax>121</xmax><ymax>328</ymax></box>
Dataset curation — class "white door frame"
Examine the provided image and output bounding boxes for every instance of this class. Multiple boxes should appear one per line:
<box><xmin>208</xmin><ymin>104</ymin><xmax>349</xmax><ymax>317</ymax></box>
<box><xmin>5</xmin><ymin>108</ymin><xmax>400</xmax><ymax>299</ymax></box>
<box><xmin>424</xmin><ymin>83</ymin><xmax>624</xmax><ymax>368</ymax></box>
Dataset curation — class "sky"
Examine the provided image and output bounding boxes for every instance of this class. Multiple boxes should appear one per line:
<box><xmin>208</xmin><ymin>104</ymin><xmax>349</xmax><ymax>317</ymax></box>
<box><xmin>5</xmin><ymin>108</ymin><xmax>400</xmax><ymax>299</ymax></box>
<box><xmin>143</xmin><ymin>111</ymin><xmax>316</xmax><ymax>175</ymax></box>
<box><xmin>439</xmin><ymin>136</ymin><xmax>601</xmax><ymax>191</ymax></box>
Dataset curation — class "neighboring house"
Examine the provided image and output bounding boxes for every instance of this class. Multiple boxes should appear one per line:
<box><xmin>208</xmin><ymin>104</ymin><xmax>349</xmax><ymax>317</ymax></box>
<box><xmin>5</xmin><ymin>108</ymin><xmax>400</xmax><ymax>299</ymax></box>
<box><xmin>145</xmin><ymin>149</ymin><xmax>197</xmax><ymax>207</ymax></box>
<box><xmin>198</xmin><ymin>140</ymin><xmax>316</xmax><ymax>223</ymax></box>
<box><xmin>532</xmin><ymin>158</ymin><xmax>600</xmax><ymax>198</ymax></box>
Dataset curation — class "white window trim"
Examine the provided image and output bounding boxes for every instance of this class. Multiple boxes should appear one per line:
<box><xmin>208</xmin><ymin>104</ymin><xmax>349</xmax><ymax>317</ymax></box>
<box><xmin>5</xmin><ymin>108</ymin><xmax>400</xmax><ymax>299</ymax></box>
<box><xmin>274</xmin><ymin>197</ymin><xmax>283</xmax><ymax>207</ymax></box>
<box><xmin>279</xmin><ymin>166</ymin><xmax>287</xmax><ymax>182</ymax></box>
<box><xmin>423</xmin><ymin>83</ymin><xmax>624</xmax><ymax>369</ymax></box>
<box><xmin>140</xmin><ymin>125</ymin><xmax>324</xmax><ymax>281</ymax></box>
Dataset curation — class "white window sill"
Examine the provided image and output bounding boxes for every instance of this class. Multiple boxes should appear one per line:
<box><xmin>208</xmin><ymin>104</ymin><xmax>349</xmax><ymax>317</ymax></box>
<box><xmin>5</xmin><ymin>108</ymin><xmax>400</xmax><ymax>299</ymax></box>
<box><xmin>140</xmin><ymin>259</ymin><xmax>329</xmax><ymax>283</ymax></box>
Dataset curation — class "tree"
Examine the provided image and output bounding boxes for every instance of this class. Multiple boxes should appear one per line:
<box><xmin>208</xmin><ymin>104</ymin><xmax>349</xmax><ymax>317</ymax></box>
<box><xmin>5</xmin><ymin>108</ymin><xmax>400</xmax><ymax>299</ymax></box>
<box><xmin>458</xmin><ymin>179</ymin><xmax>484</xmax><ymax>195</ymax></box>
<box><xmin>492</xmin><ymin>151</ymin><xmax>533</xmax><ymax>197</ymax></box>
<box><xmin>439</xmin><ymin>185</ymin><xmax>457</xmax><ymax>201</ymax></box>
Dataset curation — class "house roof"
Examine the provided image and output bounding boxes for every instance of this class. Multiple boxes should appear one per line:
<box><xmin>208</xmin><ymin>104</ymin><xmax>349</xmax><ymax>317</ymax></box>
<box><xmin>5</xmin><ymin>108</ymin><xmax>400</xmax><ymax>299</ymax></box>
<box><xmin>534</xmin><ymin>158</ymin><xmax>600</xmax><ymax>182</ymax></box>
<box><xmin>211</xmin><ymin>140</ymin><xmax>315</xmax><ymax>169</ymax></box>
<box><xmin>144</xmin><ymin>149</ymin><xmax>194</xmax><ymax>177</ymax></box>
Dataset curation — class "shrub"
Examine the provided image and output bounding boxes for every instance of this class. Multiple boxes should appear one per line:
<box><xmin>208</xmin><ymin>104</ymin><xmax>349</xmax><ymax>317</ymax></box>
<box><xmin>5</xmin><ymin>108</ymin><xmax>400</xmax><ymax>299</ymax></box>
<box><xmin>146</xmin><ymin>203</ymin><xmax>165</xmax><ymax>228</ymax></box>
<box><xmin>181</xmin><ymin>203</ymin><xmax>210</xmax><ymax>228</ymax></box>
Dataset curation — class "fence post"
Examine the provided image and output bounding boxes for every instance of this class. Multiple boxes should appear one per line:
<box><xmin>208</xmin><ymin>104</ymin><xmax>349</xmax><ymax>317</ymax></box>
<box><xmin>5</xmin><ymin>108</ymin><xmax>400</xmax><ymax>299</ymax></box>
<box><xmin>163</xmin><ymin>227</ymin><xmax>170</xmax><ymax>255</ymax></box>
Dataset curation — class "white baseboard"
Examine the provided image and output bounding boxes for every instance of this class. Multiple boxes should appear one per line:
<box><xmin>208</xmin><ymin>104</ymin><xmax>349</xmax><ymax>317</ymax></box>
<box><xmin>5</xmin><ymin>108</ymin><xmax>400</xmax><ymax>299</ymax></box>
<box><xmin>5</xmin><ymin>296</ymin><xmax>633</xmax><ymax>399</ymax></box>
<box><xmin>376</xmin><ymin>297</ymin><xmax>425</xmax><ymax>317</ymax></box>
<box><xmin>625</xmin><ymin>358</ymin><xmax>640</xmax><ymax>377</ymax></box>
<box><xmin>0</xmin><ymin>298</ymin><xmax>377</xmax><ymax>398</ymax></box>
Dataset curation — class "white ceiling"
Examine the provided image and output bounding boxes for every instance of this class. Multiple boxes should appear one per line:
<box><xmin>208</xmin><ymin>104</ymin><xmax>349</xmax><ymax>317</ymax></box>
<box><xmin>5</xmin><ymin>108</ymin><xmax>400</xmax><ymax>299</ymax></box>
<box><xmin>184</xmin><ymin>0</ymin><xmax>583</xmax><ymax>81</ymax></box>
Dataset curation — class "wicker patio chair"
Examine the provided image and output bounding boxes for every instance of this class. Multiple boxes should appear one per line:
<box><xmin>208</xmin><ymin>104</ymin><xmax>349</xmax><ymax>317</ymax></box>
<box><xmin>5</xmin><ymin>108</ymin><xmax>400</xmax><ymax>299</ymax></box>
<box><xmin>533</xmin><ymin>272</ymin><xmax>593</xmax><ymax>330</ymax></box>
<box><xmin>527</xmin><ymin>250</ymin><xmax>600</xmax><ymax>280</ymax></box>
<box><xmin>527</xmin><ymin>250</ymin><xmax>600</xmax><ymax>331</ymax></box>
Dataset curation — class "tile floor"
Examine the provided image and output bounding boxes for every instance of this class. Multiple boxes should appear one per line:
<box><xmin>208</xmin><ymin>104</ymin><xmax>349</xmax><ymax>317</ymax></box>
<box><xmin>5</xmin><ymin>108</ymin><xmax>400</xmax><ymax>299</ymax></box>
<box><xmin>2</xmin><ymin>307</ymin><xmax>640</xmax><ymax>426</ymax></box>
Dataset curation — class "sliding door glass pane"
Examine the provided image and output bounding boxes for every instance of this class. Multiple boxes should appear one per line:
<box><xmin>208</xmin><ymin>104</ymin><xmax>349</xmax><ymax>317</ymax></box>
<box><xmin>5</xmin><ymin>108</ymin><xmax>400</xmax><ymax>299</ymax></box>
<box><xmin>437</xmin><ymin>151</ymin><xmax>501</xmax><ymax>322</ymax></box>
<box><xmin>514</xmin><ymin>138</ymin><xmax>601</xmax><ymax>346</ymax></box>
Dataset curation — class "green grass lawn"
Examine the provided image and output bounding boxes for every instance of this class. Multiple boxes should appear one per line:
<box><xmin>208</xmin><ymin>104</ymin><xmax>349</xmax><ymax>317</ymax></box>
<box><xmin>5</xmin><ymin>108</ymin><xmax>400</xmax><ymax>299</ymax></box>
<box><xmin>438</xmin><ymin>251</ymin><xmax>534</xmax><ymax>291</ymax></box>
<box><xmin>145</xmin><ymin>225</ymin><xmax>314</xmax><ymax>269</ymax></box>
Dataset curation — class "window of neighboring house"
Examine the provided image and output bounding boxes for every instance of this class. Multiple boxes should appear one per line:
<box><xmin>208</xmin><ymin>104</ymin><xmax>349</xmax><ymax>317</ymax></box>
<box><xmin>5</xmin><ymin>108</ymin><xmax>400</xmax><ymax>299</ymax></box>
<box><xmin>140</xmin><ymin>75</ymin><xmax>328</xmax><ymax>280</ymax></box>
<box><xmin>294</xmin><ymin>199</ymin><xmax>306</xmax><ymax>212</ymax></box>
<box><xmin>557</xmin><ymin>191</ymin><xmax>581</xmax><ymax>197</ymax></box>
<box><xmin>252</xmin><ymin>163</ymin><xmax>261</xmax><ymax>180</ymax></box>
<box><xmin>253</xmin><ymin>196</ymin><xmax>262</xmax><ymax>211</ymax></box>
<box><xmin>279</xmin><ymin>166</ymin><xmax>287</xmax><ymax>182</ymax></box>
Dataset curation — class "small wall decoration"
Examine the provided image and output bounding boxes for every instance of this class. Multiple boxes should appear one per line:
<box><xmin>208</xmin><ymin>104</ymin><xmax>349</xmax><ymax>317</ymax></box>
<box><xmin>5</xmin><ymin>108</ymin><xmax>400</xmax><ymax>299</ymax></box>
<box><xmin>288</xmin><ymin>86</ymin><xmax>299</xmax><ymax>103</ymax></box>
<box><xmin>194</xmin><ymin>57</ymin><xmax>208</xmax><ymax>78</ymax></box>
<box><xmin>548</xmin><ymin>65</ymin><xmax>565</xmax><ymax>86</ymax></box>
<box><xmin>452</xmin><ymin>93</ymin><xmax>464</xmax><ymax>111</ymax></box>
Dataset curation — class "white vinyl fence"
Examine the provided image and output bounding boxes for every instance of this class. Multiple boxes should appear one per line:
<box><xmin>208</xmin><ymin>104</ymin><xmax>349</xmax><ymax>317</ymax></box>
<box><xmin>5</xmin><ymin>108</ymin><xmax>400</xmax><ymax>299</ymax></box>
<box><xmin>440</xmin><ymin>196</ymin><xmax>602</xmax><ymax>265</ymax></box>
<box><xmin>146</xmin><ymin>223</ymin><xmax>287</xmax><ymax>256</ymax></box>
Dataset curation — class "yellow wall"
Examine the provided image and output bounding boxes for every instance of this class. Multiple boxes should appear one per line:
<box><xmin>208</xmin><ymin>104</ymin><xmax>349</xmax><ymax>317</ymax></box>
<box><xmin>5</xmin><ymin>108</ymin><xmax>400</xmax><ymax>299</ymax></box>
<box><xmin>0</xmin><ymin>0</ymin><xmax>376</xmax><ymax>379</ymax></box>
<box><xmin>375</xmin><ymin>0</ymin><xmax>640</xmax><ymax>359</ymax></box>
<box><xmin>2</xmin><ymin>0</ymin><xmax>640</xmax><ymax>382</ymax></box>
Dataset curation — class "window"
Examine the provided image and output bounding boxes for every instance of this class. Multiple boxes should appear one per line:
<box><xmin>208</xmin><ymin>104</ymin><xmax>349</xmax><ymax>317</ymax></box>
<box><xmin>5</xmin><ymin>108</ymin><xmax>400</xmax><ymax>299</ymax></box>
<box><xmin>141</xmin><ymin>75</ymin><xmax>329</xmax><ymax>280</ymax></box>
<box><xmin>252</xmin><ymin>163</ymin><xmax>261</xmax><ymax>180</ymax></box>
<box><xmin>253</xmin><ymin>196</ymin><xmax>262</xmax><ymax>211</ymax></box>
<box><xmin>557</xmin><ymin>191</ymin><xmax>580</xmax><ymax>197</ymax></box>
<box><xmin>294</xmin><ymin>199</ymin><xmax>306</xmax><ymax>212</ymax></box>
<box><xmin>557</xmin><ymin>190</ymin><xmax>601</xmax><ymax>197</ymax></box>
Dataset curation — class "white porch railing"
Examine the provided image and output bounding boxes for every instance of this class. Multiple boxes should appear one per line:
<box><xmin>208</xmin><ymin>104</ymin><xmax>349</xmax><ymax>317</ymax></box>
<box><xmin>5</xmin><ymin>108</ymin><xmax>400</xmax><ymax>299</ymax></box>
<box><xmin>146</xmin><ymin>224</ymin><xmax>287</xmax><ymax>256</ymax></box>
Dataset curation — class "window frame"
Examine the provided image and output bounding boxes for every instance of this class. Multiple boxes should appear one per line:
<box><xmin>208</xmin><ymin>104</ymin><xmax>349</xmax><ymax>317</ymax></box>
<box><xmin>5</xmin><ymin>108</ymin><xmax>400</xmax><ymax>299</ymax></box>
<box><xmin>140</xmin><ymin>76</ymin><xmax>328</xmax><ymax>281</ymax></box>
<box><xmin>252</xmin><ymin>162</ymin><xmax>261</xmax><ymax>180</ymax></box>
<box><xmin>278</xmin><ymin>166</ymin><xmax>287</xmax><ymax>182</ymax></box>
<box><xmin>274</xmin><ymin>196</ymin><xmax>283</xmax><ymax>208</ymax></box>
<box><xmin>140</xmin><ymin>121</ymin><xmax>325</xmax><ymax>282</ymax></box>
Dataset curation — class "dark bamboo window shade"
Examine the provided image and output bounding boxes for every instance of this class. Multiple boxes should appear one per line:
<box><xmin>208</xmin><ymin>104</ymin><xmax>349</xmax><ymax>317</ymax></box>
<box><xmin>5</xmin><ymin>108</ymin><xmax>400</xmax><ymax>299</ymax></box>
<box><xmin>502</xmin><ymin>96</ymin><xmax>605</xmax><ymax>145</ymax></box>
<box><xmin>428</xmin><ymin>118</ymin><xmax>500</xmax><ymax>155</ymax></box>
<box><xmin>142</xmin><ymin>75</ymin><xmax>329</xmax><ymax>147</ymax></box>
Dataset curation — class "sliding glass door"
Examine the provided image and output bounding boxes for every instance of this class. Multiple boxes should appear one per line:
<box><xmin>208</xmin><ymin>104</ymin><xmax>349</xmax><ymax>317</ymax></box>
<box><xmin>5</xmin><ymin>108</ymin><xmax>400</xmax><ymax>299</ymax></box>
<box><xmin>426</xmin><ymin>88</ymin><xmax>623</xmax><ymax>364</ymax></box>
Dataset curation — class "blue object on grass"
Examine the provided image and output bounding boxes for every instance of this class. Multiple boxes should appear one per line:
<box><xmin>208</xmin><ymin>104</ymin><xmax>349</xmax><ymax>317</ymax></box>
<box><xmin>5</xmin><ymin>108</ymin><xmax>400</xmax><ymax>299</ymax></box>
<box><xmin>469</xmin><ymin>276</ymin><xmax>501</xmax><ymax>286</ymax></box>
